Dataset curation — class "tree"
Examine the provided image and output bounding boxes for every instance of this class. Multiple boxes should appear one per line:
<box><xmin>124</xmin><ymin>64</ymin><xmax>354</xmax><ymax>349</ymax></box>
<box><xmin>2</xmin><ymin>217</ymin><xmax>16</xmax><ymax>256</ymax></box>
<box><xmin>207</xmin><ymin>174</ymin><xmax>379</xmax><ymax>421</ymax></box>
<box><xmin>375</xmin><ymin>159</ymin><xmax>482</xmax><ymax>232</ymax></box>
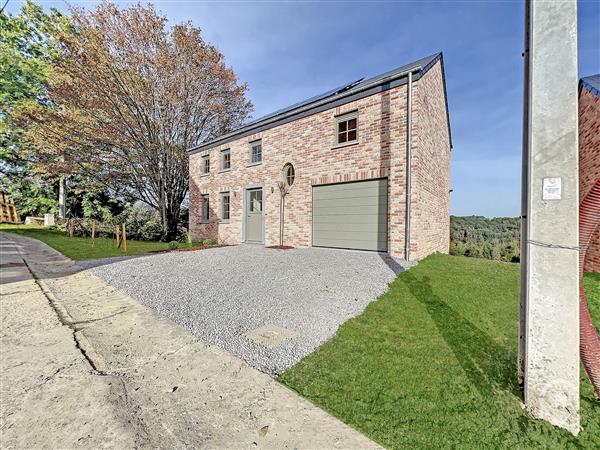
<box><xmin>24</xmin><ymin>2</ymin><xmax>252</xmax><ymax>239</ymax></box>
<box><xmin>0</xmin><ymin>0</ymin><xmax>71</xmax><ymax>216</ymax></box>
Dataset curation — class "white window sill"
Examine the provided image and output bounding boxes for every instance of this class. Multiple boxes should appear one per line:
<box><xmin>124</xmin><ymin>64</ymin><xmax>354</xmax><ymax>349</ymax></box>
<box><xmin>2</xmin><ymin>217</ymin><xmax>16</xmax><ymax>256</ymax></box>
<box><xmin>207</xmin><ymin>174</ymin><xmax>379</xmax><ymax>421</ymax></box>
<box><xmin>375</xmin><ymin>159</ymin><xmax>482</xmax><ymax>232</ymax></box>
<box><xmin>219</xmin><ymin>219</ymin><xmax>230</xmax><ymax>224</ymax></box>
<box><xmin>219</xmin><ymin>168</ymin><xmax>231</xmax><ymax>173</ymax></box>
<box><xmin>200</xmin><ymin>173</ymin><xmax>210</xmax><ymax>177</ymax></box>
<box><xmin>247</xmin><ymin>161</ymin><xmax>262</xmax><ymax>167</ymax></box>
<box><xmin>332</xmin><ymin>140</ymin><xmax>359</xmax><ymax>150</ymax></box>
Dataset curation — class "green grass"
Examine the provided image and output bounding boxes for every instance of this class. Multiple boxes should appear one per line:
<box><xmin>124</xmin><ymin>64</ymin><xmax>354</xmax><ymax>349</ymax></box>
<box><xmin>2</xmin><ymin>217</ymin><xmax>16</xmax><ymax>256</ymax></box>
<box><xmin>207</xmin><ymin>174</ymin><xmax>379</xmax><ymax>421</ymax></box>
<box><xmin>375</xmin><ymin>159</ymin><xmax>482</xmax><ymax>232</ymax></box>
<box><xmin>0</xmin><ymin>224</ymin><xmax>169</xmax><ymax>260</ymax></box>
<box><xmin>279</xmin><ymin>254</ymin><xmax>600</xmax><ymax>449</ymax></box>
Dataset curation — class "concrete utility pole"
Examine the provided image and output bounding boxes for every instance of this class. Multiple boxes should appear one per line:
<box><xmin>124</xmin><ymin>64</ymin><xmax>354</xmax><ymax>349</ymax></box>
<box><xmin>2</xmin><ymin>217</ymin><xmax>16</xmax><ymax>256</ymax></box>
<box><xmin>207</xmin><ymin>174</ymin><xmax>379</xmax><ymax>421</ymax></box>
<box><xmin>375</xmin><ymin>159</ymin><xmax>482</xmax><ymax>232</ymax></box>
<box><xmin>519</xmin><ymin>0</ymin><xmax>580</xmax><ymax>435</ymax></box>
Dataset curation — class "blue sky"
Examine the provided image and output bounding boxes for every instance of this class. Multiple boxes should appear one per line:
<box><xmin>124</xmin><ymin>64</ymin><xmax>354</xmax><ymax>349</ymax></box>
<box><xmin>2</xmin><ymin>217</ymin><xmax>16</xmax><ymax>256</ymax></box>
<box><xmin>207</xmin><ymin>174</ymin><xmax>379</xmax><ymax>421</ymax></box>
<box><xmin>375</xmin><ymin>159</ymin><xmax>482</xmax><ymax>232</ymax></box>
<box><xmin>7</xmin><ymin>0</ymin><xmax>600</xmax><ymax>217</ymax></box>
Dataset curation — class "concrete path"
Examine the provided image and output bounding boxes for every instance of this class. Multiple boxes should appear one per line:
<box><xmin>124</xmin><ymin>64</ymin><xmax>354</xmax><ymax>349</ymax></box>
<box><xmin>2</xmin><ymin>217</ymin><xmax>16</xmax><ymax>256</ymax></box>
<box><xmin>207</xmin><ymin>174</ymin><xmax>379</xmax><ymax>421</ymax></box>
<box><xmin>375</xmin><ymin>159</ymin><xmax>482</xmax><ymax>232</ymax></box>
<box><xmin>0</xmin><ymin>233</ymin><xmax>380</xmax><ymax>449</ymax></box>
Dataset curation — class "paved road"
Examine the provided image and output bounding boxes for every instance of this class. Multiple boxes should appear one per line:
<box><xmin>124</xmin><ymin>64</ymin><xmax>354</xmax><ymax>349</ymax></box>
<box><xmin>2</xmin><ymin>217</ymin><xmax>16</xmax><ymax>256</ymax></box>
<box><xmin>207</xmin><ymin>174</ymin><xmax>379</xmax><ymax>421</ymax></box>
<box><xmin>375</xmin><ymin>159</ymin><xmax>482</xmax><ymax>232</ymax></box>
<box><xmin>85</xmin><ymin>244</ymin><xmax>406</xmax><ymax>374</ymax></box>
<box><xmin>0</xmin><ymin>233</ymin><xmax>380</xmax><ymax>449</ymax></box>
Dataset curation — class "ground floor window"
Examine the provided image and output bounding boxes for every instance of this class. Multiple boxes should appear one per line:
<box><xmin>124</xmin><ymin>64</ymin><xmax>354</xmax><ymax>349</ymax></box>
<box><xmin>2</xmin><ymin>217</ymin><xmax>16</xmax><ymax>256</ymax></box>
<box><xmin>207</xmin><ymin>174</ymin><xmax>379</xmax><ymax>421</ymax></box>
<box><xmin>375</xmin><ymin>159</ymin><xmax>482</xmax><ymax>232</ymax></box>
<box><xmin>221</xmin><ymin>192</ymin><xmax>230</xmax><ymax>220</ymax></box>
<box><xmin>201</xmin><ymin>194</ymin><xmax>210</xmax><ymax>222</ymax></box>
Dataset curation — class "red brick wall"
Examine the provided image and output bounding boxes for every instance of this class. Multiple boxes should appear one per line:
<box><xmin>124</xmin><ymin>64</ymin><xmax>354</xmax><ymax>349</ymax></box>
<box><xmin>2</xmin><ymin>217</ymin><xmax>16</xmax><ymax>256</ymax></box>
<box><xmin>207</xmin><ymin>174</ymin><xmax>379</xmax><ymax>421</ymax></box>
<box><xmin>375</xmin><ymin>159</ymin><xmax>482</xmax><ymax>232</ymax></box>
<box><xmin>579</xmin><ymin>86</ymin><xmax>600</xmax><ymax>272</ymax></box>
<box><xmin>410</xmin><ymin>62</ymin><xmax>451</xmax><ymax>260</ymax></box>
<box><xmin>189</xmin><ymin>60</ymin><xmax>450</xmax><ymax>260</ymax></box>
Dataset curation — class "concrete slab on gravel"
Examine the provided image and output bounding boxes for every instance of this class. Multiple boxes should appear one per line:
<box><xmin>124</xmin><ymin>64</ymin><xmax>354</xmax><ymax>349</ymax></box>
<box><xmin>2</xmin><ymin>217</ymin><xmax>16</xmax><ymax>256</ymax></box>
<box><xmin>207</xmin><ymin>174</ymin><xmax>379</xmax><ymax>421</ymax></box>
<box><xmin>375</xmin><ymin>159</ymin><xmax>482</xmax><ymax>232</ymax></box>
<box><xmin>87</xmin><ymin>244</ymin><xmax>406</xmax><ymax>374</ymax></box>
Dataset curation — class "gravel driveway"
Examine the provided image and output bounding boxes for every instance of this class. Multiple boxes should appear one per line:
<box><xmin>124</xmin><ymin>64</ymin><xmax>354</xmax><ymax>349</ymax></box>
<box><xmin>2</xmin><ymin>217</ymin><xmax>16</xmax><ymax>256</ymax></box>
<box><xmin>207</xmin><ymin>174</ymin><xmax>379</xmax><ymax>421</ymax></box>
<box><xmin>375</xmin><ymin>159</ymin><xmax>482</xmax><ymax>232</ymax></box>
<box><xmin>86</xmin><ymin>245</ymin><xmax>405</xmax><ymax>374</ymax></box>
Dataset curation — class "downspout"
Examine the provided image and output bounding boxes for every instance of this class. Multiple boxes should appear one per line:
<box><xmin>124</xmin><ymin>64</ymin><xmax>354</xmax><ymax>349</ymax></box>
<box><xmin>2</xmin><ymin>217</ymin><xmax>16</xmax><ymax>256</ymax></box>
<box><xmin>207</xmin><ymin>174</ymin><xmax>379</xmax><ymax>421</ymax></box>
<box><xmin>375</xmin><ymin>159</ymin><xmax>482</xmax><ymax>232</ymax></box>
<box><xmin>404</xmin><ymin>71</ymin><xmax>414</xmax><ymax>261</ymax></box>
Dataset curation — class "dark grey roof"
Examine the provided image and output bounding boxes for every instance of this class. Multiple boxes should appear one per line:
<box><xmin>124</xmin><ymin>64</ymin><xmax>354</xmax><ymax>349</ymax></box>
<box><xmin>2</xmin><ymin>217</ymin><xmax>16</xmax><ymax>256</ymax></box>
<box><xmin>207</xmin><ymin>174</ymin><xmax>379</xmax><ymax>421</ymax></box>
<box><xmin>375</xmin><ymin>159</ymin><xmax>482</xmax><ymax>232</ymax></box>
<box><xmin>189</xmin><ymin>52</ymin><xmax>447</xmax><ymax>154</ymax></box>
<box><xmin>581</xmin><ymin>75</ymin><xmax>600</xmax><ymax>97</ymax></box>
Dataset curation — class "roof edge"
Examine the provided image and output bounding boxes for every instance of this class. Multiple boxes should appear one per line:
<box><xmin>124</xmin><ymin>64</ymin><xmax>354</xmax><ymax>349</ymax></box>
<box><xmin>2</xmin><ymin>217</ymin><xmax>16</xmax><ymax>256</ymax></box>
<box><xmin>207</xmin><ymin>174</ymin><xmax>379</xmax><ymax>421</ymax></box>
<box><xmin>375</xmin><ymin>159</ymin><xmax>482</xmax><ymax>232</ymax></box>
<box><xmin>580</xmin><ymin>75</ymin><xmax>600</xmax><ymax>98</ymax></box>
<box><xmin>188</xmin><ymin>52</ymin><xmax>442</xmax><ymax>154</ymax></box>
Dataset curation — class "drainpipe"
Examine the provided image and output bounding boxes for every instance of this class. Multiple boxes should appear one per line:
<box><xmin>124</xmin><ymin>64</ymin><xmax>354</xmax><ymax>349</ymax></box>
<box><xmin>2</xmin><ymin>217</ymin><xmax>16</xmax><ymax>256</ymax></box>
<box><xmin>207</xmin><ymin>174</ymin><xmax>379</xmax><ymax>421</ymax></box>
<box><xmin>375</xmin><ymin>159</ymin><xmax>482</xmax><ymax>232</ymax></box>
<box><xmin>404</xmin><ymin>71</ymin><xmax>414</xmax><ymax>261</ymax></box>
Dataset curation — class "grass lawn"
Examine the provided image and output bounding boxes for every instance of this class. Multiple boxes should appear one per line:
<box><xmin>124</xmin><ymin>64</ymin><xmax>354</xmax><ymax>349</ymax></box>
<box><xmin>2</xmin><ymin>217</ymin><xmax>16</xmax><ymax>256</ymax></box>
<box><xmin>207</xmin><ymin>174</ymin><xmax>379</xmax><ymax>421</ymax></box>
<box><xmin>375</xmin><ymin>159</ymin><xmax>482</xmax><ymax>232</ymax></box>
<box><xmin>279</xmin><ymin>254</ymin><xmax>600</xmax><ymax>449</ymax></box>
<box><xmin>0</xmin><ymin>224</ymin><xmax>169</xmax><ymax>260</ymax></box>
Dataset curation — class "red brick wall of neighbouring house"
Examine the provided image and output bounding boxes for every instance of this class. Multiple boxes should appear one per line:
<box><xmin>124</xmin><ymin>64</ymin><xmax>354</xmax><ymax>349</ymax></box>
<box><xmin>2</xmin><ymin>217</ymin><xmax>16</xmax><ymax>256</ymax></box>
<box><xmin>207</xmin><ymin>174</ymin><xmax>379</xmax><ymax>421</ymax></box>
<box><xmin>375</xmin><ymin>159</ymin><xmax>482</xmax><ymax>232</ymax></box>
<box><xmin>410</xmin><ymin>62</ymin><xmax>451</xmax><ymax>261</ymax></box>
<box><xmin>189</xmin><ymin>60</ymin><xmax>450</xmax><ymax>260</ymax></box>
<box><xmin>579</xmin><ymin>85</ymin><xmax>600</xmax><ymax>273</ymax></box>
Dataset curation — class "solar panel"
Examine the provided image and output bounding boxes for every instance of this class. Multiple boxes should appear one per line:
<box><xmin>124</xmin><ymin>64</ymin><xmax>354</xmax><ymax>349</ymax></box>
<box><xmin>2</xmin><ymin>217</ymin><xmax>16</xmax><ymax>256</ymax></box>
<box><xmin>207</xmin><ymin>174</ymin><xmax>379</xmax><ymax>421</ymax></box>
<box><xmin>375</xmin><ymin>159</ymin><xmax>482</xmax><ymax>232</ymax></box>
<box><xmin>244</xmin><ymin>78</ymin><xmax>365</xmax><ymax>127</ymax></box>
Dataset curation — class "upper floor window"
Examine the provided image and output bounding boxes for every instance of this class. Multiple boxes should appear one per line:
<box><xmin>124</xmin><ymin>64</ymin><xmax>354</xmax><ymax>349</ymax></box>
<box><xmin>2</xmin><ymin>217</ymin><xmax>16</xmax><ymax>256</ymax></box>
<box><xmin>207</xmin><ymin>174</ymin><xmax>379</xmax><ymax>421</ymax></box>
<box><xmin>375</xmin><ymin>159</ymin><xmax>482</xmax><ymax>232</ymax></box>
<box><xmin>201</xmin><ymin>194</ymin><xmax>210</xmax><ymax>222</ymax></box>
<box><xmin>336</xmin><ymin>112</ymin><xmax>358</xmax><ymax>145</ymax></box>
<box><xmin>221</xmin><ymin>149</ymin><xmax>231</xmax><ymax>170</ymax></box>
<box><xmin>250</xmin><ymin>140</ymin><xmax>262</xmax><ymax>164</ymax></box>
<box><xmin>202</xmin><ymin>155</ymin><xmax>210</xmax><ymax>174</ymax></box>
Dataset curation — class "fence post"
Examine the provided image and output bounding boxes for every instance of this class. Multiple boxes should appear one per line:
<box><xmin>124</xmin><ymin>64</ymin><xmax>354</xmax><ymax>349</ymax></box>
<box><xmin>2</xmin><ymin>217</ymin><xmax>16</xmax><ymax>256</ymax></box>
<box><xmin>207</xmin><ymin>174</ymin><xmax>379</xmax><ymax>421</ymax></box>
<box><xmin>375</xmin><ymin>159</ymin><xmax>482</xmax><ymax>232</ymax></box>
<box><xmin>116</xmin><ymin>225</ymin><xmax>120</xmax><ymax>248</ymax></box>
<box><xmin>122</xmin><ymin>223</ymin><xmax>127</xmax><ymax>252</ymax></box>
<box><xmin>91</xmin><ymin>221</ymin><xmax>96</xmax><ymax>246</ymax></box>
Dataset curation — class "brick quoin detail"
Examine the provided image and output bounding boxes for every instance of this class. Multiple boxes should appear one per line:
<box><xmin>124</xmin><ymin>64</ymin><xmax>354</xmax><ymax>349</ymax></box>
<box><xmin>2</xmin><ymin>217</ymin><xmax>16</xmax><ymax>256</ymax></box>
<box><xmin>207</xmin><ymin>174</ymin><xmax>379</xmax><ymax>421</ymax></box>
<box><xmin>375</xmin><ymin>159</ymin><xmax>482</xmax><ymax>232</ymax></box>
<box><xmin>579</xmin><ymin>86</ymin><xmax>600</xmax><ymax>272</ymax></box>
<box><xmin>189</xmin><ymin>59</ymin><xmax>451</xmax><ymax>260</ymax></box>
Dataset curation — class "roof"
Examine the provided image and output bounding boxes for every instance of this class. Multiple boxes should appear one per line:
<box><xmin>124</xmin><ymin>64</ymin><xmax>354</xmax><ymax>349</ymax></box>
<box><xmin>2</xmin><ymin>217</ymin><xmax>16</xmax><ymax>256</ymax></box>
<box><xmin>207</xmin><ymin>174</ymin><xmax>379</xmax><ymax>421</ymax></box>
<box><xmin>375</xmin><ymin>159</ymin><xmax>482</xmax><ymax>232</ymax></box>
<box><xmin>189</xmin><ymin>52</ymin><xmax>451</xmax><ymax>154</ymax></box>
<box><xmin>580</xmin><ymin>74</ymin><xmax>600</xmax><ymax>97</ymax></box>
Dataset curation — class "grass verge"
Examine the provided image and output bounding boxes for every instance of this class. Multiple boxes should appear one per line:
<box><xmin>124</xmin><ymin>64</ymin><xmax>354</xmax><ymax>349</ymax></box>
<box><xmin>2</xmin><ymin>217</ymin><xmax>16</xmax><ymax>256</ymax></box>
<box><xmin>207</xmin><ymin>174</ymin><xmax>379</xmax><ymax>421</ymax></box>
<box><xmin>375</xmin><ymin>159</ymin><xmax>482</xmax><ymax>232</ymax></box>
<box><xmin>0</xmin><ymin>224</ymin><xmax>169</xmax><ymax>260</ymax></box>
<box><xmin>279</xmin><ymin>254</ymin><xmax>600</xmax><ymax>449</ymax></box>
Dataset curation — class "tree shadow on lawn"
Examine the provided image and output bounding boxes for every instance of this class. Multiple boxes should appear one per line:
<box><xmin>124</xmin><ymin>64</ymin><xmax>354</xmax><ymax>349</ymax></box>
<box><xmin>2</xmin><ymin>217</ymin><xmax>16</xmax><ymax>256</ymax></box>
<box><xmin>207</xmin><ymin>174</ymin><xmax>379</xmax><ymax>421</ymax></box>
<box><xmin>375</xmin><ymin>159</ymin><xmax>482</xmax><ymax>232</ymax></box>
<box><xmin>400</xmin><ymin>271</ymin><xmax>519</xmax><ymax>398</ymax></box>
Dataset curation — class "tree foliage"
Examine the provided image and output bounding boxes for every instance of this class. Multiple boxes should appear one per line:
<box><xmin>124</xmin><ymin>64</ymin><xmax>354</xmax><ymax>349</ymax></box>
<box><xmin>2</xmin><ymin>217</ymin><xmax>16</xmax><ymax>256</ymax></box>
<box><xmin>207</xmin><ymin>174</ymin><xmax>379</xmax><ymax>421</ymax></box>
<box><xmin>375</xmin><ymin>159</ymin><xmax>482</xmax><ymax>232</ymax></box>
<box><xmin>450</xmin><ymin>216</ymin><xmax>521</xmax><ymax>263</ymax></box>
<box><xmin>0</xmin><ymin>0</ymin><xmax>71</xmax><ymax>215</ymax></box>
<box><xmin>24</xmin><ymin>2</ymin><xmax>252</xmax><ymax>239</ymax></box>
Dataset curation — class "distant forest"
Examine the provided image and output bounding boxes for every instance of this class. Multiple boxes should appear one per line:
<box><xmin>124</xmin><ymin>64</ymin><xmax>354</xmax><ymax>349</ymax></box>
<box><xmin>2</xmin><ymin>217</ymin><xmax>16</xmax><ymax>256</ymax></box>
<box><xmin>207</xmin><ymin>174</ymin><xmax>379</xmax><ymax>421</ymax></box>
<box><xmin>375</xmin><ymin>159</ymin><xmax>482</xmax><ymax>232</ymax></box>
<box><xmin>450</xmin><ymin>216</ymin><xmax>521</xmax><ymax>263</ymax></box>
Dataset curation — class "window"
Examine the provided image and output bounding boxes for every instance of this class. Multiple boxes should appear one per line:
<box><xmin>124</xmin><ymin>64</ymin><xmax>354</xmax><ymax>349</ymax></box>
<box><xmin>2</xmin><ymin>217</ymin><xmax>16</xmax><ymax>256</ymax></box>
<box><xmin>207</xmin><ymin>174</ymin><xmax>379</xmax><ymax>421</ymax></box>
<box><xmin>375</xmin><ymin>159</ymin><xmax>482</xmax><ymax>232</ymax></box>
<box><xmin>283</xmin><ymin>163</ymin><xmax>295</xmax><ymax>187</ymax></box>
<box><xmin>221</xmin><ymin>149</ymin><xmax>231</xmax><ymax>170</ymax></box>
<box><xmin>202</xmin><ymin>155</ymin><xmax>210</xmax><ymax>174</ymax></box>
<box><xmin>201</xmin><ymin>194</ymin><xmax>209</xmax><ymax>222</ymax></box>
<box><xmin>250</xmin><ymin>140</ymin><xmax>262</xmax><ymax>164</ymax></box>
<box><xmin>221</xmin><ymin>192</ymin><xmax>230</xmax><ymax>221</ymax></box>
<box><xmin>336</xmin><ymin>112</ymin><xmax>358</xmax><ymax>145</ymax></box>
<box><xmin>249</xmin><ymin>189</ymin><xmax>262</xmax><ymax>212</ymax></box>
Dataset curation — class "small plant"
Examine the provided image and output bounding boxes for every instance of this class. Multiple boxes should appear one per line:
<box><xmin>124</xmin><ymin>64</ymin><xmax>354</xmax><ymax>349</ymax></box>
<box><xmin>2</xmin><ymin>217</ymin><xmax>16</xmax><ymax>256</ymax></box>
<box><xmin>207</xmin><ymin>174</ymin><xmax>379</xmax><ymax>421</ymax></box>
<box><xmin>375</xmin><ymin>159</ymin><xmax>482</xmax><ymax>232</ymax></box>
<box><xmin>45</xmin><ymin>225</ymin><xmax>61</xmax><ymax>232</ymax></box>
<box><xmin>202</xmin><ymin>238</ymin><xmax>217</xmax><ymax>246</ymax></box>
<box><xmin>168</xmin><ymin>240</ymin><xmax>179</xmax><ymax>250</ymax></box>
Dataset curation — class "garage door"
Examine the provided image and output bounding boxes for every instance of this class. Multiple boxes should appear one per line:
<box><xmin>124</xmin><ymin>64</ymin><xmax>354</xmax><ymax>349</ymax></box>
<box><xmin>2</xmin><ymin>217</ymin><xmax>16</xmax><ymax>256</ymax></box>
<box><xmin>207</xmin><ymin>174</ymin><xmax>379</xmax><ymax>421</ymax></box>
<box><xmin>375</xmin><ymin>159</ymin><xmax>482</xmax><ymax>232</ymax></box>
<box><xmin>312</xmin><ymin>178</ymin><xmax>388</xmax><ymax>252</ymax></box>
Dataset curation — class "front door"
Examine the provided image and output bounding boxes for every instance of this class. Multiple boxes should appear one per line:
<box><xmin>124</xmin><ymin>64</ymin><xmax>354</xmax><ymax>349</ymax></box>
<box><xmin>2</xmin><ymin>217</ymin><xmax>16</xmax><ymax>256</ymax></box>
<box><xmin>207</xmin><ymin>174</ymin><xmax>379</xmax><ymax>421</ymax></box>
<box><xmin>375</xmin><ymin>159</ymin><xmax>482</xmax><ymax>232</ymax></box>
<box><xmin>245</xmin><ymin>188</ymin><xmax>263</xmax><ymax>243</ymax></box>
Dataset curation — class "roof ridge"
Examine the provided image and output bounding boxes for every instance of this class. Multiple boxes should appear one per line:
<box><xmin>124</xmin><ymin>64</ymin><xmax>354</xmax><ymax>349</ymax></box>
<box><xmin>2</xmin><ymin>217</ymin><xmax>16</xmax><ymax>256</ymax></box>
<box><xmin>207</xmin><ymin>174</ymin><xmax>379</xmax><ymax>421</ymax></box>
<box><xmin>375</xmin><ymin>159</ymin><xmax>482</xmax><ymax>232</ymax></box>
<box><xmin>188</xmin><ymin>52</ymin><xmax>442</xmax><ymax>153</ymax></box>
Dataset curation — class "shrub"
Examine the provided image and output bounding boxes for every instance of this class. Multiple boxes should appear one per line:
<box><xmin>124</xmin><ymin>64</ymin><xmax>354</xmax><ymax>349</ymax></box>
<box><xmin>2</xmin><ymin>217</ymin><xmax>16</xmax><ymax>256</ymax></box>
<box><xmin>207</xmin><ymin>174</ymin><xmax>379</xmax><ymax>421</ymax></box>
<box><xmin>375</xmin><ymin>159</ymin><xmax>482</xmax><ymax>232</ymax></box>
<box><xmin>45</xmin><ymin>225</ymin><xmax>61</xmax><ymax>232</ymax></box>
<box><xmin>114</xmin><ymin>205</ymin><xmax>163</xmax><ymax>241</ymax></box>
<box><xmin>168</xmin><ymin>240</ymin><xmax>179</xmax><ymax>250</ymax></box>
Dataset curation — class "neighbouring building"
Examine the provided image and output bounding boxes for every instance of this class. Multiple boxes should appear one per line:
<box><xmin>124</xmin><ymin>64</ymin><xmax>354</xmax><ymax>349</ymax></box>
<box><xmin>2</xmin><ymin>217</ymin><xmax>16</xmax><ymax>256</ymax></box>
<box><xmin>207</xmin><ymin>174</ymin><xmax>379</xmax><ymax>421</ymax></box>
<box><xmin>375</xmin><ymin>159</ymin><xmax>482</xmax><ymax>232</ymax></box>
<box><xmin>188</xmin><ymin>53</ymin><xmax>451</xmax><ymax>261</ymax></box>
<box><xmin>579</xmin><ymin>75</ymin><xmax>600</xmax><ymax>273</ymax></box>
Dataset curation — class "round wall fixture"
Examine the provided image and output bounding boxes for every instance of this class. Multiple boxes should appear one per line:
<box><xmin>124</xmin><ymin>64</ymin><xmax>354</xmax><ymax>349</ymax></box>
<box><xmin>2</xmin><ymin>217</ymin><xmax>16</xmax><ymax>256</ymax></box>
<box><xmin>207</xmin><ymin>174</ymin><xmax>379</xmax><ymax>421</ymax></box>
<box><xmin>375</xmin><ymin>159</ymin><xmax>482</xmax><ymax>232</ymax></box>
<box><xmin>283</xmin><ymin>163</ymin><xmax>295</xmax><ymax>187</ymax></box>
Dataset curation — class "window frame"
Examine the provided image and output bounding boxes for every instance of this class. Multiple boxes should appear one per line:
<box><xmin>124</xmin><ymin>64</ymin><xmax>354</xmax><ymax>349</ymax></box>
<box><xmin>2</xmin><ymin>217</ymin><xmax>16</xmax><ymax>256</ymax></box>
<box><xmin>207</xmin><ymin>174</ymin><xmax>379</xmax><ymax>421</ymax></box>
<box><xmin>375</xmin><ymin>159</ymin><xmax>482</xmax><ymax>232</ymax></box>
<box><xmin>283</xmin><ymin>163</ymin><xmax>295</xmax><ymax>188</ymax></box>
<box><xmin>335</xmin><ymin>111</ymin><xmax>359</xmax><ymax>147</ymax></box>
<box><xmin>249</xmin><ymin>189</ymin><xmax>263</xmax><ymax>212</ymax></box>
<box><xmin>220</xmin><ymin>191</ymin><xmax>230</xmax><ymax>222</ymax></box>
<box><xmin>201</xmin><ymin>154</ymin><xmax>210</xmax><ymax>175</ymax></box>
<box><xmin>201</xmin><ymin>194</ymin><xmax>210</xmax><ymax>223</ymax></box>
<box><xmin>221</xmin><ymin>149</ymin><xmax>231</xmax><ymax>171</ymax></box>
<box><xmin>249</xmin><ymin>140</ymin><xmax>263</xmax><ymax>165</ymax></box>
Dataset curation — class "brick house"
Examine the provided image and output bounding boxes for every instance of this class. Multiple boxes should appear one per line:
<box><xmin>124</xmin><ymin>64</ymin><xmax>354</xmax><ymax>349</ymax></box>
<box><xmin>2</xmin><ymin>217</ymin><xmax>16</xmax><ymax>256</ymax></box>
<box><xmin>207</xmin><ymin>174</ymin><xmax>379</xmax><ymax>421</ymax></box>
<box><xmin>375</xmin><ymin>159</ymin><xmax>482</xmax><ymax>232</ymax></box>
<box><xmin>579</xmin><ymin>75</ymin><xmax>600</xmax><ymax>272</ymax></box>
<box><xmin>188</xmin><ymin>52</ymin><xmax>451</xmax><ymax>261</ymax></box>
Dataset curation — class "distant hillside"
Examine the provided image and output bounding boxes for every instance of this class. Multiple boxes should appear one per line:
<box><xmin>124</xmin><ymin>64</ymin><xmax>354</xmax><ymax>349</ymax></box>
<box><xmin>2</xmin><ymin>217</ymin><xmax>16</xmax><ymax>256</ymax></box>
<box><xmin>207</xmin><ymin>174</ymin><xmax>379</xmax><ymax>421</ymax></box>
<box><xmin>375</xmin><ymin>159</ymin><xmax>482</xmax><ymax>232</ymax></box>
<box><xmin>450</xmin><ymin>216</ymin><xmax>520</xmax><ymax>262</ymax></box>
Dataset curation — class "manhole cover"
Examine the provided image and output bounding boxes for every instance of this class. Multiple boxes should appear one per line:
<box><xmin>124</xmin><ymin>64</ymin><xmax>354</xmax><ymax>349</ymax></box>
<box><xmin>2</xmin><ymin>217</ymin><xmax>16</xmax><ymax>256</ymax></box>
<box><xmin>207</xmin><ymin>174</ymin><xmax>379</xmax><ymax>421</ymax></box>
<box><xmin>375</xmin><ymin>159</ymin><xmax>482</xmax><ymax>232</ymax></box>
<box><xmin>245</xmin><ymin>324</ymin><xmax>298</xmax><ymax>348</ymax></box>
